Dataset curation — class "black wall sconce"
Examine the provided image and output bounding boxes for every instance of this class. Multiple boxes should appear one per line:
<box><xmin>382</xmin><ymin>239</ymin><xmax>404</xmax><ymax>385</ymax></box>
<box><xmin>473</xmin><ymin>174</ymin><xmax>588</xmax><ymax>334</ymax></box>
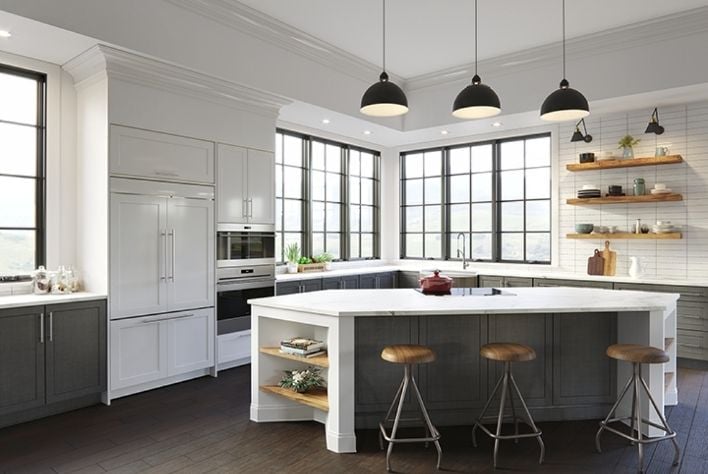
<box><xmin>645</xmin><ymin>108</ymin><xmax>665</xmax><ymax>135</ymax></box>
<box><xmin>570</xmin><ymin>118</ymin><xmax>592</xmax><ymax>143</ymax></box>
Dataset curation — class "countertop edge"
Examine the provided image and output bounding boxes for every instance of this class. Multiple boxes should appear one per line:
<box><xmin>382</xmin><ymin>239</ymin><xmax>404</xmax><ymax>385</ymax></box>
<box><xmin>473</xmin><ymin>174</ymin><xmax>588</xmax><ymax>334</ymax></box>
<box><xmin>0</xmin><ymin>292</ymin><xmax>107</xmax><ymax>310</ymax></box>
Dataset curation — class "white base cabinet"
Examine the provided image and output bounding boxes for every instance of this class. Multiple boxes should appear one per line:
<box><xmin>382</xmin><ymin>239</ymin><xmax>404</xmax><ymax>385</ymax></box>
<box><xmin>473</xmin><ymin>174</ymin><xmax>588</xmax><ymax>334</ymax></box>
<box><xmin>110</xmin><ymin>308</ymin><xmax>214</xmax><ymax>394</ymax></box>
<box><xmin>217</xmin><ymin>330</ymin><xmax>251</xmax><ymax>370</ymax></box>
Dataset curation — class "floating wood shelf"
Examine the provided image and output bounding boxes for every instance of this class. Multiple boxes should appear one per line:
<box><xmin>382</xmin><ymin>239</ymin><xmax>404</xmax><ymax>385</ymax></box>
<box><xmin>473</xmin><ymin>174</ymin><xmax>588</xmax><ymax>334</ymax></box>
<box><xmin>260</xmin><ymin>385</ymin><xmax>328</xmax><ymax>412</ymax></box>
<box><xmin>566</xmin><ymin>155</ymin><xmax>683</xmax><ymax>172</ymax></box>
<box><xmin>567</xmin><ymin>193</ymin><xmax>683</xmax><ymax>205</ymax></box>
<box><xmin>567</xmin><ymin>232</ymin><xmax>682</xmax><ymax>240</ymax></box>
<box><xmin>259</xmin><ymin>347</ymin><xmax>329</xmax><ymax>368</ymax></box>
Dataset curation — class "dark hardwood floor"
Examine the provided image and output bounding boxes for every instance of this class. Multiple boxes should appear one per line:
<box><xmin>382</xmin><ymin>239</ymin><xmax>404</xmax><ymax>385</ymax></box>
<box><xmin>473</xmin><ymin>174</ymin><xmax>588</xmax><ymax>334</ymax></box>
<box><xmin>1</xmin><ymin>366</ymin><xmax>706</xmax><ymax>474</ymax></box>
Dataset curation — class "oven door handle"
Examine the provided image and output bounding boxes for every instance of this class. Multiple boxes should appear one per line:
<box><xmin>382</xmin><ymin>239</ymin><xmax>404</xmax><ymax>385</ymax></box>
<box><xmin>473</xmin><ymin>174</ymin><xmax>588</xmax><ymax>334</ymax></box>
<box><xmin>217</xmin><ymin>277</ymin><xmax>275</xmax><ymax>292</ymax></box>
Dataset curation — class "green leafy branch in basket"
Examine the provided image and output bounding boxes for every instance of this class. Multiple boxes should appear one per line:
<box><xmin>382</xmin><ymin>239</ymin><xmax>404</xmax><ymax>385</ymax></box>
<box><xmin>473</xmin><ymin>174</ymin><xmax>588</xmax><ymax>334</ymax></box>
<box><xmin>617</xmin><ymin>134</ymin><xmax>640</xmax><ymax>149</ymax></box>
<box><xmin>279</xmin><ymin>366</ymin><xmax>326</xmax><ymax>393</ymax></box>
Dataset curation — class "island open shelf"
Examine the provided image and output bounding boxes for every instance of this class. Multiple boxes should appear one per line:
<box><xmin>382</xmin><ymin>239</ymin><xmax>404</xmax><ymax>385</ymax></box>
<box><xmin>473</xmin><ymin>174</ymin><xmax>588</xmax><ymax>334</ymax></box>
<box><xmin>567</xmin><ymin>232</ymin><xmax>681</xmax><ymax>240</ymax></box>
<box><xmin>566</xmin><ymin>155</ymin><xmax>683</xmax><ymax>171</ymax></box>
<box><xmin>260</xmin><ymin>385</ymin><xmax>329</xmax><ymax>412</ymax></box>
<box><xmin>566</xmin><ymin>193</ymin><xmax>682</xmax><ymax>205</ymax></box>
<box><xmin>259</xmin><ymin>346</ymin><xmax>329</xmax><ymax>368</ymax></box>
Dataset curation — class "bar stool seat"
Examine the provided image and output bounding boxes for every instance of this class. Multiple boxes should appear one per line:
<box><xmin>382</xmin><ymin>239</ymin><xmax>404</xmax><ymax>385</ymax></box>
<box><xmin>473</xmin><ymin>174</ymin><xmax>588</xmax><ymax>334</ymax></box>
<box><xmin>480</xmin><ymin>342</ymin><xmax>536</xmax><ymax>362</ymax></box>
<box><xmin>606</xmin><ymin>344</ymin><xmax>669</xmax><ymax>364</ymax></box>
<box><xmin>381</xmin><ymin>344</ymin><xmax>436</xmax><ymax>364</ymax></box>
<box><xmin>596</xmin><ymin>344</ymin><xmax>679</xmax><ymax>473</ymax></box>
<box><xmin>472</xmin><ymin>342</ymin><xmax>544</xmax><ymax>469</ymax></box>
<box><xmin>379</xmin><ymin>344</ymin><xmax>442</xmax><ymax>472</ymax></box>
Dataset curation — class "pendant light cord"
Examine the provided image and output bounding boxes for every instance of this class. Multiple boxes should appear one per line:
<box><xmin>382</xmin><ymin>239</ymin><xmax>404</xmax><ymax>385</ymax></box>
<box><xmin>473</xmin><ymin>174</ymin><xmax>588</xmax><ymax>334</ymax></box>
<box><xmin>474</xmin><ymin>0</ymin><xmax>478</xmax><ymax>76</ymax></box>
<box><xmin>382</xmin><ymin>0</ymin><xmax>386</xmax><ymax>72</ymax></box>
<box><xmin>562</xmin><ymin>0</ymin><xmax>566</xmax><ymax>79</ymax></box>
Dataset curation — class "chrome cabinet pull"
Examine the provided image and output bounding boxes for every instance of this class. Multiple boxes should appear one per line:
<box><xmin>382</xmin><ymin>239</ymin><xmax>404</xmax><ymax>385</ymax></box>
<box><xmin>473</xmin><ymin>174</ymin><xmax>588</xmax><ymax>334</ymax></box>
<box><xmin>160</xmin><ymin>230</ymin><xmax>167</xmax><ymax>281</ymax></box>
<box><xmin>49</xmin><ymin>312</ymin><xmax>53</xmax><ymax>342</ymax></box>
<box><xmin>242</xmin><ymin>200</ymin><xmax>248</xmax><ymax>218</ymax></box>
<box><xmin>248</xmin><ymin>199</ymin><xmax>253</xmax><ymax>217</ymax></box>
<box><xmin>168</xmin><ymin>229</ymin><xmax>176</xmax><ymax>281</ymax></box>
<box><xmin>39</xmin><ymin>313</ymin><xmax>44</xmax><ymax>343</ymax></box>
<box><xmin>155</xmin><ymin>170</ymin><xmax>179</xmax><ymax>177</ymax></box>
<box><xmin>141</xmin><ymin>313</ymin><xmax>195</xmax><ymax>323</ymax></box>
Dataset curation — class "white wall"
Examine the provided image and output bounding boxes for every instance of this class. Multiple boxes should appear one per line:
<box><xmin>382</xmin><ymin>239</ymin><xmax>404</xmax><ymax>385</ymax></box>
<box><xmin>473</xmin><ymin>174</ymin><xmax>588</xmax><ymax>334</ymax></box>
<box><xmin>0</xmin><ymin>50</ymin><xmax>77</xmax><ymax>270</ymax></box>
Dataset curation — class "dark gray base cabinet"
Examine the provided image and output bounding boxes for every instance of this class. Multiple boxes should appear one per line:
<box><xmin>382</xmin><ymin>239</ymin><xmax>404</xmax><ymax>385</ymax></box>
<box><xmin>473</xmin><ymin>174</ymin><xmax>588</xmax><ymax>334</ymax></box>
<box><xmin>322</xmin><ymin>275</ymin><xmax>359</xmax><ymax>290</ymax></box>
<box><xmin>0</xmin><ymin>299</ymin><xmax>106</xmax><ymax>429</ymax></box>
<box><xmin>478</xmin><ymin>275</ymin><xmax>533</xmax><ymax>288</ymax></box>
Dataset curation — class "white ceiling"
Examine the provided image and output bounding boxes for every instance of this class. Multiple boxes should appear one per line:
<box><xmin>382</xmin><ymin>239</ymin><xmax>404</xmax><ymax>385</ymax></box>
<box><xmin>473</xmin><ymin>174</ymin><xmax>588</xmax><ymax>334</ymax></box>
<box><xmin>236</xmin><ymin>0</ymin><xmax>708</xmax><ymax>78</ymax></box>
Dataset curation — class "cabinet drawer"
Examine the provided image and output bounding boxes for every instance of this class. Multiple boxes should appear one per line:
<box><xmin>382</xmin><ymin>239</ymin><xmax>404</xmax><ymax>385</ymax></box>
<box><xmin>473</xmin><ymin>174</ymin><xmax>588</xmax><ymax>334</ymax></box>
<box><xmin>504</xmin><ymin>277</ymin><xmax>533</xmax><ymax>287</ymax></box>
<box><xmin>614</xmin><ymin>282</ymin><xmax>707</xmax><ymax>299</ymax></box>
<box><xmin>479</xmin><ymin>276</ymin><xmax>504</xmax><ymax>288</ymax></box>
<box><xmin>534</xmin><ymin>278</ymin><xmax>613</xmax><ymax>289</ymax></box>
<box><xmin>218</xmin><ymin>330</ymin><xmax>251</xmax><ymax>364</ymax></box>
<box><xmin>677</xmin><ymin>329</ymin><xmax>708</xmax><ymax>361</ymax></box>
<box><xmin>110</xmin><ymin>125</ymin><xmax>214</xmax><ymax>183</ymax></box>
<box><xmin>677</xmin><ymin>300</ymin><xmax>708</xmax><ymax>332</ymax></box>
<box><xmin>110</xmin><ymin>315</ymin><xmax>168</xmax><ymax>390</ymax></box>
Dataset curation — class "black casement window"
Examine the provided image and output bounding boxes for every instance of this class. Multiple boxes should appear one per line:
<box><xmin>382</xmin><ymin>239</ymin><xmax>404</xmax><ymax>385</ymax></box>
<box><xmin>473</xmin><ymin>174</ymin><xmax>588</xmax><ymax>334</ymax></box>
<box><xmin>400</xmin><ymin>134</ymin><xmax>551</xmax><ymax>264</ymax></box>
<box><xmin>0</xmin><ymin>64</ymin><xmax>46</xmax><ymax>277</ymax></box>
<box><xmin>275</xmin><ymin>130</ymin><xmax>381</xmax><ymax>263</ymax></box>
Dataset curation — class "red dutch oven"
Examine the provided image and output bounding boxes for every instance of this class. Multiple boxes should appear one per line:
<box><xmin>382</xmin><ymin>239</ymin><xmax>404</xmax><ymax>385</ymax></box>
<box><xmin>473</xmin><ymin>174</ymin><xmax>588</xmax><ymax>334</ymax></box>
<box><xmin>419</xmin><ymin>270</ymin><xmax>453</xmax><ymax>295</ymax></box>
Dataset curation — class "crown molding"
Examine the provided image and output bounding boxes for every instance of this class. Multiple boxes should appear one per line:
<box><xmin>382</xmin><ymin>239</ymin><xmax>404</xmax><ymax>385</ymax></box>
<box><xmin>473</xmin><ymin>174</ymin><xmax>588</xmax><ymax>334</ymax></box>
<box><xmin>64</xmin><ymin>44</ymin><xmax>292</xmax><ymax>116</ymax></box>
<box><xmin>406</xmin><ymin>6</ymin><xmax>708</xmax><ymax>91</ymax></box>
<box><xmin>164</xmin><ymin>0</ymin><xmax>403</xmax><ymax>85</ymax></box>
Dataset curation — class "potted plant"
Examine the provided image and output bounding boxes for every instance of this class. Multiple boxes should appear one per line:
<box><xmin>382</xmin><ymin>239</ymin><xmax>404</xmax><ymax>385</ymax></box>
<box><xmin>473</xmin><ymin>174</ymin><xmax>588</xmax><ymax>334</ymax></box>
<box><xmin>618</xmin><ymin>134</ymin><xmax>640</xmax><ymax>159</ymax></box>
<box><xmin>315</xmin><ymin>252</ymin><xmax>334</xmax><ymax>271</ymax></box>
<box><xmin>279</xmin><ymin>366</ymin><xmax>325</xmax><ymax>393</ymax></box>
<box><xmin>284</xmin><ymin>243</ymin><xmax>300</xmax><ymax>274</ymax></box>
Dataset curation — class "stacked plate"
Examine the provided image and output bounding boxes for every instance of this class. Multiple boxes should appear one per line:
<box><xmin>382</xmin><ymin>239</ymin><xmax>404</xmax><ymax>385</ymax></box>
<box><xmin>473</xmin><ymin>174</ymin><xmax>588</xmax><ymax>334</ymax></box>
<box><xmin>652</xmin><ymin>221</ymin><xmax>678</xmax><ymax>233</ymax></box>
<box><xmin>650</xmin><ymin>183</ymin><xmax>672</xmax><ymax>195</ymax></box>
<box><xmin>577</xmin><ymin>184</ymin><xmax>601</xmax><ymax>199</ymax></box>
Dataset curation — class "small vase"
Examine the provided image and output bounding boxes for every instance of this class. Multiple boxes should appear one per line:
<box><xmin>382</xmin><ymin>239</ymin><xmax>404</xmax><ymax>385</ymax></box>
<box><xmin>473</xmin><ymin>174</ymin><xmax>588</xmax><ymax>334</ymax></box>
<box><xmin>324</xmin><ymin>262</ymin><xmax>332</xmax><ymax>271</ymax></box>
<box><xmin>628</xmin><ymin>257</ymin><xmax>642</xmax><ymax>279</ymax></box>
<box><xmin>286</xmin><ymin>263</ymin><xmax>298</xmax><ymax>274</ymax></box>
<box><xmin>623</xmin><ymin>147</ymin><xmax>634</xmax><ymax>159</ymax></box>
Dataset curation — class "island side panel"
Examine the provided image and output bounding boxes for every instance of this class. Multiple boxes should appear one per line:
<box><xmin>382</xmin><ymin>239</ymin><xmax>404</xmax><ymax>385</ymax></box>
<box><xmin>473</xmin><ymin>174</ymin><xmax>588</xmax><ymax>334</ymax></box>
<box><xmin>325</xmin><ymin>315</ymin><xmax>356</xmax><ymax>453</ymax></box>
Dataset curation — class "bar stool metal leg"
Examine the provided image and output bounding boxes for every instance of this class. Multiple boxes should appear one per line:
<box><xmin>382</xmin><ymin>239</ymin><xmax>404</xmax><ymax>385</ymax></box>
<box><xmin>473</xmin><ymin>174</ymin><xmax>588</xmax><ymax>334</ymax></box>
<box><xmin>379</xmin><ymin>364</ymin><xmax>442</xmax><ymax>472</ymax></box>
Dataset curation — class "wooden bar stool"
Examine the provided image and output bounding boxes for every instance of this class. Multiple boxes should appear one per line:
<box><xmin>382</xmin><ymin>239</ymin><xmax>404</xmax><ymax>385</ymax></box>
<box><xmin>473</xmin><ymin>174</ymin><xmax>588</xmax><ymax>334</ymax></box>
<box><xmin>378</xmin><ymin>344</ymin><xmax>442</xmax><ymax>472</ymax></box>
<box><xmin>595</xmin><ymin>344</ymin><xmax>680</xmax><ymax>473</ymax></box>
<box><xmin>472</xmin><ymin>342</ymin><xmax>545</xmax><ymax>469</ymax></box>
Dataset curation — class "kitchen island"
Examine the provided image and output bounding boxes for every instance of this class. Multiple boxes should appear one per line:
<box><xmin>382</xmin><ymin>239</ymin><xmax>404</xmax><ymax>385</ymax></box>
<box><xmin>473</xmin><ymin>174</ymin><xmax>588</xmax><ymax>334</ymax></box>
<box><xmin>249</xmin><ymin>287</ymin><xmax>678</xmax><ymax>453</ymax></box>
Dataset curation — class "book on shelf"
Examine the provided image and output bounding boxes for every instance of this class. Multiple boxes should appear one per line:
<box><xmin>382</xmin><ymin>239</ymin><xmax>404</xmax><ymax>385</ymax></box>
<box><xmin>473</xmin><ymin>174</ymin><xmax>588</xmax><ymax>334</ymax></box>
<box><xmin>280</xmin><ymin>337</ymin><xmax>325</xmax><ymax>352</ymax></box>
<box><xmin>279</xmin><ymin>345</ymin><xmax>326</xmax><ymax>356</ymax></box>
<box><xmin>278</xmin><ymin>348</ymin><xmax>327</xmax><ymax>359</ymax></box>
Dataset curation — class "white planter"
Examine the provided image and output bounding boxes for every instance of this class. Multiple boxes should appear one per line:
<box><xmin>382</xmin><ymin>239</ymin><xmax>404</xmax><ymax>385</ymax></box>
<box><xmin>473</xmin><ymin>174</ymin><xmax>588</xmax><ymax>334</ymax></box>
<box><xmin>286</xmin><ymin>263</ymin><xmax>298</xmax><ymax>274</ymax></box>
<box><xmin>324</xmin><ymin>262</ymin><xmax>332</xmax><ymax>271</ymax></box>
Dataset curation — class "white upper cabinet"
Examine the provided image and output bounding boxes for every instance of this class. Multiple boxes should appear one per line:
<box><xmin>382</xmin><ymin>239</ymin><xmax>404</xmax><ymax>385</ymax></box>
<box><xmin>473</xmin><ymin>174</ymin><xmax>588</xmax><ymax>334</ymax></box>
<box><xmin>217</xmin><ymin>144</ymin><xmax>247</xmax><ymax>223</ymax></box>
<box><xmin>217</xmin><ymin>143</ymin><xmax>275</xmax><ymax>226</ymax></box>
<box><xmin>110</xmin><ymin>125</ymin><xmax>215</xmax><ymax>184</ymax></box>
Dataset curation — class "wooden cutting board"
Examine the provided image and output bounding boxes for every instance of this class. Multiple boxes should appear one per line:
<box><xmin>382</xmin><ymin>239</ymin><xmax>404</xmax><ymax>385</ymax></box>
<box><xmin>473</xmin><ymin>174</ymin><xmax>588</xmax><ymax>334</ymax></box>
<box><xmin>587</xmin><ymin>249</ymin><xmax>605</xmax><ymax>276</ymax></box>
<box><xmin>602</xmin><ymin>240</ymin><xmax>617</xmax><ymax>276</ymax></box>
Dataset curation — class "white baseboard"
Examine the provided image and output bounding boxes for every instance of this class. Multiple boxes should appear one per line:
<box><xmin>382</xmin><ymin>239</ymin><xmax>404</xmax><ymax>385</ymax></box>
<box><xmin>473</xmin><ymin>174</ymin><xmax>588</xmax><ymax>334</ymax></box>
<box><xmin>218</xmin><ymin>356</ymin><xmax>250</xmax><ymax>371</ymax></box>
<box><xmin>108</xmin><ymin>368</ymin><xmax>211</xmax><ymax>401</ymax></box>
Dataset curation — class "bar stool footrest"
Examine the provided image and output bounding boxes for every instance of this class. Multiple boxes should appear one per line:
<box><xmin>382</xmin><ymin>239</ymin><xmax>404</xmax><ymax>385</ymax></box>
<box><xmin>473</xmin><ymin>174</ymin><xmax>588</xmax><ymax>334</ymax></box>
<box><xmin>473</xmin><ymin>421</ymin><xmax>542</xmax><ymax>441</ymax></box>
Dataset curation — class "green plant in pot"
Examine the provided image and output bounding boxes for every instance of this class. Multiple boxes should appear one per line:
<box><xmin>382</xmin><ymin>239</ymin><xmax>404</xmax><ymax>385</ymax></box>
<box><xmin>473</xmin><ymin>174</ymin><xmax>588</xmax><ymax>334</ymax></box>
<box><xmin>314</xmin><ymin>252</ymin><xmax>334</xmax><ymax>270</ymax></box>
<box><xmin>618</xmin><ymin>134</ymin><xmax>640</xmax><ymax>159</ymax></box>
<box><xmin>285</xmin><ymin>242</ymin><xmax>300</xmax><ymax>274</ymax></box>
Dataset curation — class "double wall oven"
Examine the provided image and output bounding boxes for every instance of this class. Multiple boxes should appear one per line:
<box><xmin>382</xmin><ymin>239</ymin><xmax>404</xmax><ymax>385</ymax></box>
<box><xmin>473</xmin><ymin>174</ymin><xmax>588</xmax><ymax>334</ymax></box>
<box><xmin>216</xmin><ymin>224</ymin><xmax>275</xmax><ymax>335</ymax></box>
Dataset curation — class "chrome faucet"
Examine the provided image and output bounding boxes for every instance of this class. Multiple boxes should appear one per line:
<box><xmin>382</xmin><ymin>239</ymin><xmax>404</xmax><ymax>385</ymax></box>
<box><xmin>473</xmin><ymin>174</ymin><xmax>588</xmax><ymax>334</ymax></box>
<box><xmin>456</xmin><ymin>232</ymin><xmax>469</xmax><ymax>270</ymax></box>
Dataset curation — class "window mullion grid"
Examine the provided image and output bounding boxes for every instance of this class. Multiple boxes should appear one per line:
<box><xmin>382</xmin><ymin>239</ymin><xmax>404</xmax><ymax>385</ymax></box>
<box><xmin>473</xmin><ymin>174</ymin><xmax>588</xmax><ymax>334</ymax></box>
<box><xmin>302</xmin><ymin>138</ymin><xmax>312</xmax><ymax>259</ymax></box>
<box><xmin>399</xmin><ymin>155</ymin><xmax>406</xmax><ymax>259</ymax></box>
<box><xmin>523</xmin><ymin>139</ymin><xmax>528</xmax><ymax>262</ymax></box>
<box><xmin>440</xmin><ymin>148</ymin><xmax>448</xmax><ymax>261</ymax></box>
<box><xmin>492</xmin><ymin>142</ymin><xmax>501</xmax><ymax>263</ymax></box>
<box><xmin>342</xmin><ymin>147</ymin><xmax>350</xmax><ymax>261</ymax></box>
<box><xmin>374</xmin><ymin>154</ymin><xmax>381</xmax><ymax>259</ymax></box>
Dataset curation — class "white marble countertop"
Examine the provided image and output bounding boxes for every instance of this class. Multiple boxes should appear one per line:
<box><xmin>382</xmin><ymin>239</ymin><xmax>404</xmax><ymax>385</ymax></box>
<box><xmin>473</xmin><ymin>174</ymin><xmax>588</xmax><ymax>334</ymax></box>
<box><xmin>0</xmin><ymin>292</ymin><xmax>106</xmax><ymax>310</ymax></box>
<box><xmin>250</xmin><ymin>287</ymin><xmax>679</xmax><ymax>317</ymax></box>
<box><xmin>275</xmin><ymin>262</ymin><xmax>708</xmax><ymax>288</ymax></box>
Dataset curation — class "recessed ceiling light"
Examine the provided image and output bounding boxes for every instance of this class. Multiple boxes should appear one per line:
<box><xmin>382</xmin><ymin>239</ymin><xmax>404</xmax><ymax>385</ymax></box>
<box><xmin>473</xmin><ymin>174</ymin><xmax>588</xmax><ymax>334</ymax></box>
<box><xmin>363</xmin><ymin>130</ymin><xmax>372</xmax><ymax>135</ymax></box>
<box><xmin>322</xmin><ymin>118</ymin><xmax>330</xmax><ymax>124</ymax></box>
<box><xmin>441</xmin><ymin>130</ymin><xmax>449</xmax><ymax>135</ymax></box>
<box><xmin>0</xmin><ymin>30</ymin><xmax>12</xmax><ymax>38</ymax></box>
<box><xmin>492</xmin><ymin>121</ymin><xmax>502</xmax><ymax>127</ymax></box>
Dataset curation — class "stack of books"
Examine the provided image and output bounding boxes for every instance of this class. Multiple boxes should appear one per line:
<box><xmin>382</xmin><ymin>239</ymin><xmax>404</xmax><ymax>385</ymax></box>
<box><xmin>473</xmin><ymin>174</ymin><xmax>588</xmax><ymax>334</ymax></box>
<box><xmin>280</xmin><ymin>337</ymin><xmax>326</xmax><ymax>358</ymax></box>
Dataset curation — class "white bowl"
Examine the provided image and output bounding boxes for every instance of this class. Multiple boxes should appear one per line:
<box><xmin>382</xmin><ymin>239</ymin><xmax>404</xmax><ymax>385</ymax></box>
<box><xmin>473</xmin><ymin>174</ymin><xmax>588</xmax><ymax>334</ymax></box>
<box><xmin>582</xmin><ymin>184</ymin><xmax>598</xmax><ymax>190</ymax></box>
<box><xmin>654</xmin><ymin>183</ymin><xmax>667</xmax><ymax>190</ymax></box>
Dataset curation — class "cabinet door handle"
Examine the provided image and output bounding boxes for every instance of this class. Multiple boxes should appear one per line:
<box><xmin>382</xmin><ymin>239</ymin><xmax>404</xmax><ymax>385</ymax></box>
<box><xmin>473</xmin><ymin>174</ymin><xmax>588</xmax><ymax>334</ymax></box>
<box><xmin>242</xmin><ymin>200</ymin><xmax>248</xmax><ymax>218</ymax></box>
<box><xmin>142</xmin><ymin>313</ymin><xmax>195</xmax><ymax>323</ymax></box>
<box><xmin>169</xmin><ymin>229</ymin><xmax>176</xmax><ymax>281</ymax></box>
<box><xmin>155</xmin><ymin>170</ymin><xmax>179</xmax><ymax>177</ymax></box>
<box><xmin>248</xmin><ymin>199</ymin><xmax>253</xmax><ymax>217</ymax></box>
<box><xmin>160</xmin><ymin>230</ymin><xmax>167</xmax><ymax>281</ymax></box>
<box><xmin>49</xmin><ymin>312</ymin><xmax>53</xmax><ymax>342</ymax></box>
<box><xmin>39</xmin><ymin>313</ymin><xmax>44</xmax><ymax>344</ymax></box>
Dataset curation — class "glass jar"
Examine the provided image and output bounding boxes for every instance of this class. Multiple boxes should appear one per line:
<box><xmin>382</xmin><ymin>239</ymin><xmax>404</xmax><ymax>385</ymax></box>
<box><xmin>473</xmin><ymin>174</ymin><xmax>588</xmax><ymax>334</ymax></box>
<box><xmin>633</xmin><ymin>178</ymin><xmax>646</xmax><ymax>196</ymax></box>
<box><xmin>32</xmin><ymin>266</ymin><xmax>51</xmax><ymax>294</ymax></box>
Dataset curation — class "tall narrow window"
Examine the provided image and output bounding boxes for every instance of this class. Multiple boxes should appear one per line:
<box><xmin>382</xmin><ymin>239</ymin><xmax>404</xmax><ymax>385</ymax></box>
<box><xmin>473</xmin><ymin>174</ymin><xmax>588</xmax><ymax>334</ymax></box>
<box><xmin>401</xmin><ymin>150</ymin><xmax>443</xmax><ymax>259</ymax></box>
<box><xmin>0</xmin><ymin>65</ymin><xmax>45</xmax><ymax>276</ymax></box>
<box><xmin>349</xmin><ymin>149</ymin><xmax>378</xmax><ymax>259</ymax></box>
<box><xmin>311</xmin><ymin>140</ymin><xmax>343</xmax><ymax>259</ymax></box>
<box><xmin>275</xmin><ymin>133</ymin><xmax>306</xmax><ymax>262</ymax></box>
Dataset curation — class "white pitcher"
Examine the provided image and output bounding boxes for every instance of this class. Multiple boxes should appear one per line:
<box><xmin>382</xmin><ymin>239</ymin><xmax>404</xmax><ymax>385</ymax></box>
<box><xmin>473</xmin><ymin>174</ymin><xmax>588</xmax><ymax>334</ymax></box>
<box><xmin>628</xmin><ymin>256</ymin><xmax>642</xmax><ymax>279</ymax></box>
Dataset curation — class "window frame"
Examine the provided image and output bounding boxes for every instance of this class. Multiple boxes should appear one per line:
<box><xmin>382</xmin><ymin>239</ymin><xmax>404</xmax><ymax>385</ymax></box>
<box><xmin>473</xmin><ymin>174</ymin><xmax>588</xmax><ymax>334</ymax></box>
<box><xmin>0</xmin><ymin>63</ymin><xmax>46</xmax><ymax>278</ymax></box>
<box><xmin>400</xmin><ymin>133</ymin><xmax>551</xmax><ymax>265</ymax></box>
<box><xmin>275</xmin><ymin>129</ymin><xmax>381</xmax><ymax>264</ymax></box>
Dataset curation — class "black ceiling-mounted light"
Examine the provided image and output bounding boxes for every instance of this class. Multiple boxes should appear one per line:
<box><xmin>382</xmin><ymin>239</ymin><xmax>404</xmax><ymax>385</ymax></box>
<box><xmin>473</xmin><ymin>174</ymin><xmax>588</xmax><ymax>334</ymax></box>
<box><xmin>360</xmin><ymin>0</ymin><xmax>408</xmax><ymax>117</ymax></box>
<box><xmin>645</xmin><ymin>108</ymin><xmax>665</xmax><ymax>135</ymax></box>
<box><xmin>570</xmin><ymin>118</ymin><xmax>592</xmax><ymax>143</ymax></box>
<box><xmin>452</xmin><ymin>0</ymin><xmax>501</xmax><ymax>119</ymax></box>
<box><xmin>540</xmin><ymin>0</ymin><xmax>589</xmax><ymax>122</ymax></box>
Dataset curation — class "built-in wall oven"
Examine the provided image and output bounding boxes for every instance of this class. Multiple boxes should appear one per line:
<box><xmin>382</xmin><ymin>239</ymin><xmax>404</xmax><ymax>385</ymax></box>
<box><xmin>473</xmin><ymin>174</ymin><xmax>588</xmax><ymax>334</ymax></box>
<box><xmin>216</xmin><ymin>224</ymin><xmax>276</xmax><ymax>335</ymax></box>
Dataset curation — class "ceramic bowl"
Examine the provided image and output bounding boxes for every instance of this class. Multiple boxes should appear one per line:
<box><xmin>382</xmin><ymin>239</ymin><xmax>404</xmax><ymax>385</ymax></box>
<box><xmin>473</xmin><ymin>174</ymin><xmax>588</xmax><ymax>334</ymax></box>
<box><xmin>654</xmin><ymin>183</ymin><xmax>667</xmax><ymax>190</ymax></box>
<box><xmin>575</xmin><ymin>223</ymin><xmax>594</xmax><ymax>234</ymax></box>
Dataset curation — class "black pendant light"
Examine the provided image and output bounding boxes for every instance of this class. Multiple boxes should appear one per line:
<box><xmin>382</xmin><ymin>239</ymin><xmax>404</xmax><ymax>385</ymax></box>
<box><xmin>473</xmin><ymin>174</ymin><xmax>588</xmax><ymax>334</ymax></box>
<box><xmin>540</xmin><ymin>0</ymin><xmax>589</xmax><ymax>122</ymax></box>
<box><xmin>452</xmin><ymin>0</ymin><xmax>501</xmax><ymax>119</ymax></box>
<box><xmin>645</xmin><ymin>108</ymin><xmax>665</xmax><ymax>135</ymax></box>
<box><xmin>360</xmin><ymin>0</ymin><xmax>408</xmax><ymax>117</ymax></box>
<box><xmin>570</xmin><ymin>118</ymin><xmax>592</xmax><ymax>143</ymax></box>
